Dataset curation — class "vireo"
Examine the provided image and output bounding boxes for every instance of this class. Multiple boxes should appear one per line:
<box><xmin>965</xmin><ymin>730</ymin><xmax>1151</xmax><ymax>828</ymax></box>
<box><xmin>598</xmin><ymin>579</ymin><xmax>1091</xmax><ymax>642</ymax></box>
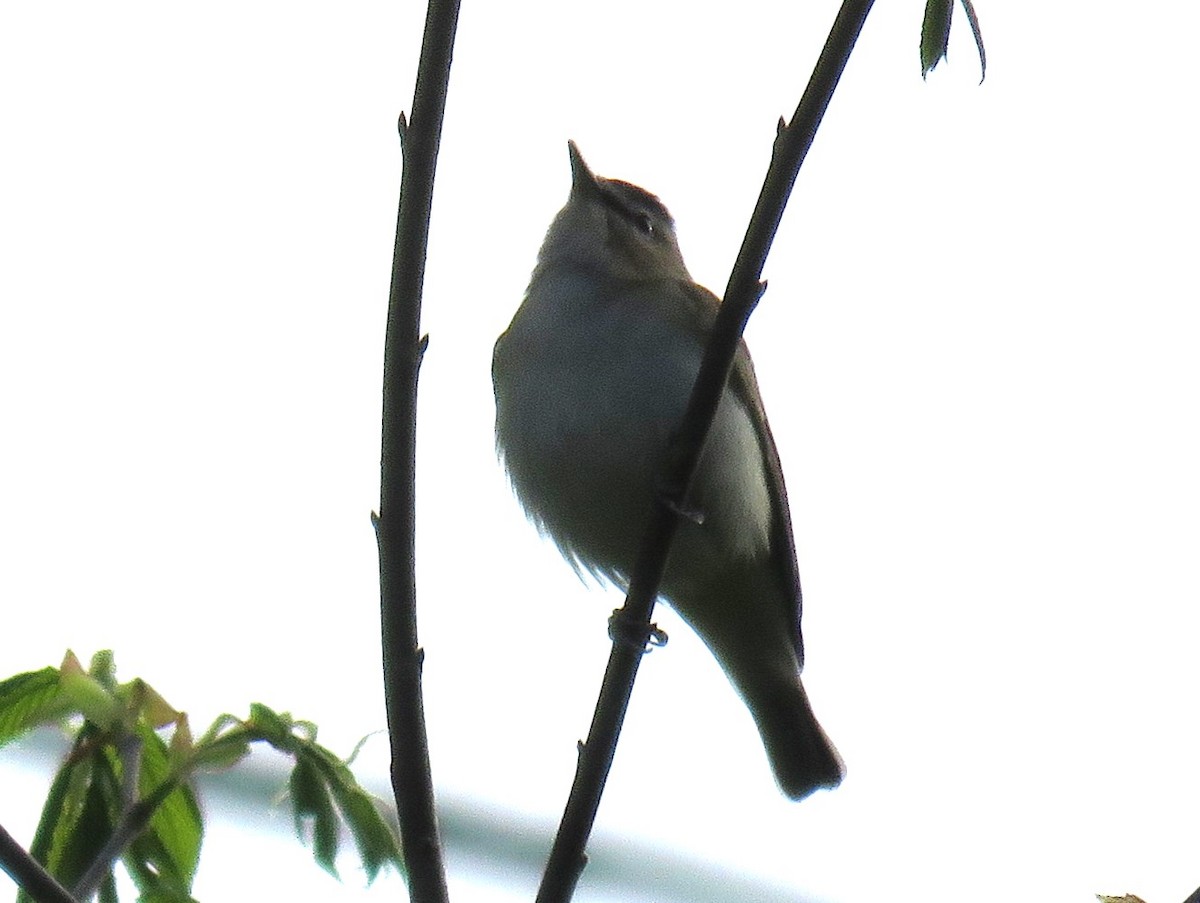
<box><xmin>492</xmin><ymin>142</ymin><xmax>844</xmax><ymax>800</ymax></box>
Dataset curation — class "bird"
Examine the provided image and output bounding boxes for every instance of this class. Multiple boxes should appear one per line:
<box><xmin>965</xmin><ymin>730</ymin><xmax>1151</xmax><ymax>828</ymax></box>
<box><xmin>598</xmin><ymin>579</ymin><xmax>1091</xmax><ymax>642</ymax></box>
<box><xmin>491</xmin><ymin>141</ymin><xmax>843</xmax><ymax>800</ymax></box>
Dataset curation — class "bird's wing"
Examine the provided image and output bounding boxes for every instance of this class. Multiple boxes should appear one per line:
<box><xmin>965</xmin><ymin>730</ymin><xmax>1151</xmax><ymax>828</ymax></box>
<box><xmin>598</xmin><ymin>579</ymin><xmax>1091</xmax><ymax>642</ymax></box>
<box><xmin>670</xmin><ymin>279</ymin><xmax>806</xmax><ymax>663</ymax></box>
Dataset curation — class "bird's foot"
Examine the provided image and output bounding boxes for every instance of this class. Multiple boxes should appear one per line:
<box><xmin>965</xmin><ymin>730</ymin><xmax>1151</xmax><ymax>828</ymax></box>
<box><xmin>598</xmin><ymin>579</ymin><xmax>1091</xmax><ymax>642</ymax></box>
<box><xmin>608</xmin><ymin>609</ymin><xmax>669</xmax><ymax>653</ymax></box>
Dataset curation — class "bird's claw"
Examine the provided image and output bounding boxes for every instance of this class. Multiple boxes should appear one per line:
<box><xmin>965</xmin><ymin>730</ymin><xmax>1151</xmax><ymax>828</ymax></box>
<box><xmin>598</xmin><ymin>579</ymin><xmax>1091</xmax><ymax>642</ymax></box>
<box><xmin>608</xmin><ymin>609</ymin><xmax>669</xmax><ymax>653</ymax></box>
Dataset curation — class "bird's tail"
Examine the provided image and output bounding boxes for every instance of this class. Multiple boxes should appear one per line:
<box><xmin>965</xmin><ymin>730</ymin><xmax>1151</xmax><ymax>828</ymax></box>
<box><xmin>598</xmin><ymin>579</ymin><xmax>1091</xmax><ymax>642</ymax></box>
<box><xmin>662</xmin><ymin>565</ymin><xmax>844</xmax><ymax>800</ymax></box>
<box><xmin>742</xmin><ymin>671</ymin><xmax>844</xmax><ymax>800</ymax></box>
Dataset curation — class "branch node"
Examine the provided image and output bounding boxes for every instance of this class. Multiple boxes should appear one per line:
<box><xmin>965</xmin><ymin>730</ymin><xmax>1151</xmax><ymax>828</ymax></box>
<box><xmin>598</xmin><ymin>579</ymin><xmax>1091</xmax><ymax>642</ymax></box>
<box><xmin>777</xmin><ymin>115</ymin><xmax>787</xmax><ymax>135</ymax></box>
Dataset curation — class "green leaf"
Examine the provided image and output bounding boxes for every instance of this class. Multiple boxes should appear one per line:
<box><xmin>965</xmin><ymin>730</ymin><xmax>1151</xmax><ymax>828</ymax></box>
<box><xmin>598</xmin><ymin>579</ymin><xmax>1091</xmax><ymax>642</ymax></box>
<box><xmin>16</xmin><ymin>752</ymin><xmax>73</xmax><ymax>903</ymax></box>
<box><xmin>249</xmin><ymin>702</ymin><xmax>295</xmax><ymax>747</ymax></box>
<box><xmin>122</xmin><ymin>724</ymin><xmax>203</xmax><ymax>895</ymax></box>
<box><xmin>122</xmin><ymin>678</ymin><xmax>181</xmax><ymax>729</ymax></box>
<box><xmin>125</xmin><ymin>856</ymin><xmax>201</xmax><ymax>903</ymax></box>
<box><xmin>21</xmin><ymin>732</ymin><xmax>121</xmax><ymax>900</ymax></box>
<box><xmin>291</xmin><ymin>718</ymin><xmax>319</xmax><ymax>744</ymax></box>
<box><xmin>921</xmin><ymin>0</ymin><xmax>987</xmax><ymax>82</ymax></box>
<box><xmin>329</xmin><ymin>783</ymin><xmax>403</xmax><ymax>882</ymax></box>
<box><xmin>50</xmin><ymin>734</ymin><xmax>119</xmax><ymax>883</ymax></box>
<box><xmin>291</xmin><ymin>734</ymin><xmax>403</xmax><ymax>882</ymax></box>
<box><xmin>88</xmin><ymin>650</ymin><xmax>118</xmax><ymax>688</ymax></box>
<box><xmin>191</xmin><ymin>729</ymin><xmax>253</xmax><ymax>770</ymax></box>
<box><xmin>59</xmin><ymin>666</ymin><xmax>119</xmax><ymax>729</ymax></box>
<box><xmin>920</xmin><ymin>0</ymin><xmax>952</xmax><ymax>78</ymax></box>
<box><xmin>0</xmin><ymin>667</ymin><xmax>66</xmax><ymax>748</ymax></box>
<box><xmin>98</xmin><ymin>871</ymin><xmax>119</xmax><ymax>903</ymax></box>
<box><xmin>67</xmin><ymin>761</ymin><xmax>121</xmax><ymax>887</ymax></box>
<box><xmin>290</xmin><ymin>752</ymin><xmax>340</xmax><ymax>877</ymax></box>
<box><xmin>218</xmin><ymin>705</ymin><xmax>402</xmax><ymax>882</ymax></box>
<box><xmin>196</xmin><ymin>712</ymin><xmax>241</xmax><ymax>746</ymax></box>
<box><xmin>344</xmin><ymin>731</ymin><xmax>380</xmax><ymax>767</ymax></box>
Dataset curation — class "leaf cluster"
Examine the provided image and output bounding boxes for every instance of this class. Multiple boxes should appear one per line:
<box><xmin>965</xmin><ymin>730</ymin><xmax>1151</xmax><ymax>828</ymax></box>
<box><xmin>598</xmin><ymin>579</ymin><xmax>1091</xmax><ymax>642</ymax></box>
<box><xmin>0</xmin><ymin>652</ymin><xmax>402</xmax><ymax>902</ymax></box>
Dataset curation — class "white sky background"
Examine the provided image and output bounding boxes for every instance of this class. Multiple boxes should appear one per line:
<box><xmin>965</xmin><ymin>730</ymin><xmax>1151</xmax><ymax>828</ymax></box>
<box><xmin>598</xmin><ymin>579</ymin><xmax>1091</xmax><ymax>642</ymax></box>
<box><xmin>2</xmin><ymin>2</ymin><xmax>1198</xmax><ymax>902</ymax></box>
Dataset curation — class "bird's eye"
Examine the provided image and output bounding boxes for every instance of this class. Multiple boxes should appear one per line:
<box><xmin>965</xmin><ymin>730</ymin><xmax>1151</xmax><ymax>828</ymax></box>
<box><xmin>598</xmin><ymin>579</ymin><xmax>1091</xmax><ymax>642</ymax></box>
<box><xmin>635</xmin><ymin>214</ymin><xmax>654</xmax><ymax>236</ymax></box>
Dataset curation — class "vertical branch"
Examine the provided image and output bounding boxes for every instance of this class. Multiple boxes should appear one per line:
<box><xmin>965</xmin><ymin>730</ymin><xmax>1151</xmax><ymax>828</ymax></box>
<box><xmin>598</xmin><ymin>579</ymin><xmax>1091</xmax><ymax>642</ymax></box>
<box><xmin>373</xmin><ymin>2</ymin><xmax>460</xmax><ymax>902</ymax></box>
<box><xmin>535</xmin><ymin>1</ymin><xmax>875</xmax><ymax>901</ymax></box>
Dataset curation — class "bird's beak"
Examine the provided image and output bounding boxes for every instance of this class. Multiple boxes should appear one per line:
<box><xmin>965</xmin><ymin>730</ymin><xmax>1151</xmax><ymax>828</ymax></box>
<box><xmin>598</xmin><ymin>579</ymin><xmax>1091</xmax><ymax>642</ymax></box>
<box><xmin>568</xmin><ymin>140</ymin><xmax>600</xmax><ymax>198</ymax></box>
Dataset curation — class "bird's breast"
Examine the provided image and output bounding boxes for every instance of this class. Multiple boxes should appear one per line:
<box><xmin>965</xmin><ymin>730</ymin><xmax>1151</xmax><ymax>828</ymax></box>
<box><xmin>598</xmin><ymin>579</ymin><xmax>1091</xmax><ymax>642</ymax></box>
<box><xmin>494</xmin><ymin>273</ymin><xmax>771</xmax><ymax>579</ymax></box>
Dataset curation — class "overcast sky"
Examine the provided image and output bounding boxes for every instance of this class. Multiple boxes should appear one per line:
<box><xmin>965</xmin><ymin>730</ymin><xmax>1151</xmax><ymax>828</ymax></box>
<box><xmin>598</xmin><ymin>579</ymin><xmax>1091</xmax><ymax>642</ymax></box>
<box><xmin>2</xmin><ymin>2</ymin><xmax>1198</xmax><ymax>902</ymax></box>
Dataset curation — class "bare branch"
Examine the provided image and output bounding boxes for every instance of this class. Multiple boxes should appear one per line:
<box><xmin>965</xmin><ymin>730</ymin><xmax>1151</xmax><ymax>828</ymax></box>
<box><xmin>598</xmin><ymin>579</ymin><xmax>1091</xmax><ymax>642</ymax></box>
<box><xmin>0</xmin><ymin>822</ymin><xmax>80</xmax><ymax>903</ymax></box>
<box><xmin>535</xmin><ymin>1</ymin><xmax>877</xmax><ymax>900</ymax></box>
<box><xmin>374</xmin><ymin>2</ymin><xmax>460</xmax><ymax>902</ymax></box>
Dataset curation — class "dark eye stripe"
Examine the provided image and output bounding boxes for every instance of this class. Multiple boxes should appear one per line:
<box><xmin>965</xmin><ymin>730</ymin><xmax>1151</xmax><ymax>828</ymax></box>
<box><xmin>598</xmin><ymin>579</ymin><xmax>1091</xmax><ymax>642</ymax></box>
<box><xmin>598</xmin><ymin>179</ymin><xmax>673</xmax><ymax>236</ymax></box>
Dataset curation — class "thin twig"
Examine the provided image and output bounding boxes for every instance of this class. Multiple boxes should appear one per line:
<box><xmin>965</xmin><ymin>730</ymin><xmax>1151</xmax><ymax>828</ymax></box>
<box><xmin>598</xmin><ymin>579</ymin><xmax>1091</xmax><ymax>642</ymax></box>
<box><xmin>0</xmin><ymin>822</ymin><xmax>80</xmax><ymax>903</ymax></box>
<box><xmin>535</xmin><ymin>2</ymin><xmax>876</xmax><ymax>900</ymax></box>
<box><xmin>373</xmin><ymin>2</ymin><xmax>460</xmax><ymax>902</ymax></box>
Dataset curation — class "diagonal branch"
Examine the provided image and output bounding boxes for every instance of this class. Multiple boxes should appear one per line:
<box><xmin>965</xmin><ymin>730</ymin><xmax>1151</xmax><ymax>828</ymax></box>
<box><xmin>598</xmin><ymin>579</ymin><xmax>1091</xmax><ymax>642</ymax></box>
<box><xmin>535</xmin><ymin>2</ymin><xmax>876</xmax><ymax>901</ymax></box>
<box><xmin>372</xmin><ymin>2</ymin><xmax>460</xmax><ymax>902</ymax></box>
<box><xmin>71</xmin><ymin>780</ymin><xmax>179</xmax><ymax>902</ymax></box>
<box><xmin>0</xmin><ymin>822</ymin><xmax>80</xmax><ymax>903</ymax></box>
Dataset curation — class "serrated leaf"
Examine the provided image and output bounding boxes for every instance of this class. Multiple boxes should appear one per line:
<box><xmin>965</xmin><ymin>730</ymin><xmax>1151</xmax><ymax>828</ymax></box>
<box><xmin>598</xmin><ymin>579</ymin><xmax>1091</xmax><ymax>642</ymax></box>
<box><xmin>68</xmin><ymin>762</ymin><xmax>120</xmax><ymax>887</ymax></box>
<box><xmin>290</xmin><ymin>753</ymin><xmax>340</xmax><ymax>877</ymax></box>
<box><xmin>0</xmin><ymin>667</ymin><xmax>66</xmax><ymax>748</ymax></box>
<box><xmin>125</xmin><ymin>678</ymin><xmax>181</xmax><ymax>729</ymax></box>
<box><xmin>920</xmin><ymin>0</ymin><xmax>952</xmax><ymax>77</ymax></box>
<box><xmin>330</xmin><ymin>784</ymin><xmax>403</xmax><ymax>882</ymax></box>
<box><xmin>17</xmin><ymin>753</ymin><xmax>75</xmax><ymax>903</ymax></box>
<box><xmin>191</xmin><ymin>730</ymin><xmax>253</xmax><ymax>770</ymax></box>
<box><xmin>291</xmin><ymin>718</ymin><xmax>319</xmax><ymax>744</ymax></box>
<box><xmin>291</xmin><ymin>733</ymin><xmax>403</xmax><ymax>882</ymax></box>
<box><xmin>26</xmin><ymin>737</ymin><xmax>121</xmax><ymax>897</ymax></box>
<box><xmin>299</xmin><ymin>738</ymin><xmax>350</xmax><ymax>777</ymax></box>
<box><xmin>249</xmin><ymin>702</ymin><xmax>294</xmax><ymax>746</ymax></box>
<box><xmin>123</xmin><ymin>723</ymin><xmax>203</xmax><ymax>893</ymax></box>
<box><xmin>192</xmin><ymin>712</ymin><xmax>258</xmax><ymax>770</ymax></box>
<box><xmin>195</xmin><ymin>712</ymin><xmax>241</xmax><ymax>746</ymax></box>
<box><xmin>89</xmin><ymin>650</ymin><xmax>118</xmax><ymax>690</ymax></box>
